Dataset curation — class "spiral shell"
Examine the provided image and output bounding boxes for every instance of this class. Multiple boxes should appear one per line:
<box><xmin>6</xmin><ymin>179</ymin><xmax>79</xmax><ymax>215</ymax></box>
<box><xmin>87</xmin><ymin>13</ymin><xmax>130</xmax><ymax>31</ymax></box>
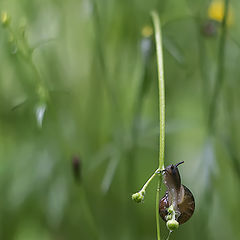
<box><xmin>159</xmin><ymin>185</ymin><xmax>195</xmax><ymax>224</ymax></box>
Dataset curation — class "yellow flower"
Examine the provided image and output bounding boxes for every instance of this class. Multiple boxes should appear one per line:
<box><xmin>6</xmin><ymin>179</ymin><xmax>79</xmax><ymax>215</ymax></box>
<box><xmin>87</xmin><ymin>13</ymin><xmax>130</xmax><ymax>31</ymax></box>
<box><xmin>208</xmin><ymin>0</ymin><xmax>233</xmax><ymax>25</ymax></box>
<box><xmin>141</xmin><ymin>25</ymin><xmax>153</xmax><ymax>38</ymax></box>
<box><xmin>1</xmin><ymin>11</ymin><xmax>11</xmax><ymax>27</ymax></box>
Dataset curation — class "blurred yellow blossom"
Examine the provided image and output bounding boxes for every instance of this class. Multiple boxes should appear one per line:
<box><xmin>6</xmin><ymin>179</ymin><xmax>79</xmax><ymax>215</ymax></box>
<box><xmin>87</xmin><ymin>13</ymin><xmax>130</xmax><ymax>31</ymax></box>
<box><xmin>1</xmin><ymin>11</ymin><xmax>11</xmax><ymax>27</ymax></box>
<box><xmin>141</xmin><ymin>25</ymin><xmax>153</xmax><ymax>38</ymax></box>
<box><xmin>208</xmin><ymin>0</ymin><xmax>233</xmax><ymax>25</ymax></box>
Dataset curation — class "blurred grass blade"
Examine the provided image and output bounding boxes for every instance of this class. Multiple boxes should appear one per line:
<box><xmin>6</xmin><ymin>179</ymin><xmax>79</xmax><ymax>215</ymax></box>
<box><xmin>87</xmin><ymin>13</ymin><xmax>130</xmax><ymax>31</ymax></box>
<box><xmin>11</xmin><ymin>99</ymin><xmax>28</xmax><ymax>111</ymax></box>
<box><xmin>35</xmin><ymin>103</ymin><xmax>46</xmax><ymax>128</ymax></box>
<box><xmin>101</xmin><ymin>157</ymin><xmax>119</xmax><ymax>193</ymax></box>
<box><xmin>87</xmin><ymin>144</ymin><xmax>114</xmax><ymax>172</ymax></box>
<box><xmin>32</xmin><ymin>38</ymin><xmax>57</xmax><ymax>52</ymax></box>
<box><xmin>163</xmin><ymin>35</ymin><xmax>185</xmax><ymax>65</ymax></box>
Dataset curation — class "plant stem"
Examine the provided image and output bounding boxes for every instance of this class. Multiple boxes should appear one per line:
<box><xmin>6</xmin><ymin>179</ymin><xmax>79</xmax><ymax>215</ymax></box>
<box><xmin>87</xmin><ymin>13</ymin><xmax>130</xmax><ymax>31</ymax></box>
<box><xmin>151</xmin><ymin>12</ymin><xmax>165</xmax><ymax>171</ymax></box>
<box><xmin>140</xmin><ymin>168</ymin><xmax>160</xmax><ymax>192</ymax></box>
<box><xmin>151</xmin><ymin>11</ymin><xmax>166</xmax><ymax>240</ymax></box>
<box><xmin>155</xmin><ymin>177</ymin><xmax>162</xmax><ymax>240</ymax></box>
<box><xmin>166</xmin><ymin>230</ymin><xmax>172</xmax><ymax>240</ymax></box>
<box><xmin>208</xmin><ymin>0</ymin><xmax>229</xmax><ymax>134</ymax></box>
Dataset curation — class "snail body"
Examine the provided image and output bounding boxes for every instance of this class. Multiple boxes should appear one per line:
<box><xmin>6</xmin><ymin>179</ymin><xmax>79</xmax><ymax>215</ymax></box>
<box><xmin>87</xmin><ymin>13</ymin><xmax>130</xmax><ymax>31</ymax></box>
<box><xmin>159</xmin><ymin>162</ymin><xmax>195</xmax><ymax>224</ymax></box>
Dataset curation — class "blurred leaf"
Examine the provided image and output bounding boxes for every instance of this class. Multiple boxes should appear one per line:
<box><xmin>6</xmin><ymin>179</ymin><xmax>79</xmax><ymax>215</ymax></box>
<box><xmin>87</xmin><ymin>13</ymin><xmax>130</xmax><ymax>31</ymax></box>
<box><xmin>46</xmin><ymin>176</ymin><xmax>68</xmax><ymax>228</ymax></box>
<box><xmin>35</xmin><ymin>103</ymin><xmax>46</xmax><ymax>128</ymax></box>
<box><xmin>163</xmin><ymin>35</ymin><xmax>185</xmax><ymax>65</ymax></box>
<box><xmin>101</xmin><ymin>157</ymin><xmax>119</xmax><ymax>194</ymax></box>
<box><xmin>87</xmin><ymin>143</ymin><xmax>114</xmax><ymax>173</ymax></box>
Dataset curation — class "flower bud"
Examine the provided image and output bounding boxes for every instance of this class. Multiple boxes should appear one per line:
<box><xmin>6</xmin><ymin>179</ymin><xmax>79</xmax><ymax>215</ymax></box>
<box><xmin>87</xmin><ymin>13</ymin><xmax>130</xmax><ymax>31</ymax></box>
<box><xmin>165</xmin><ymin>214</ymin><xmax>172</xmax><ymax>221</ymax></box>
<box><xmin>132</xmin><ymin>190</ymin><xmax>145</xmax><ymax>203</ymax></box>
<box><xmin>1</xmin><ymin>12</ymin><xmax>11</xmax><ymax>28</ymax></box>
<box><xmin>141</xmin><ymin>25</ymin><xmax>153</xmax><ymax>38</ymax></box>
<box><xmin>167</xmin><ymin>219</ymin><xmax>179</xmax><ymax>231</ymax></box>
<box><xmin>167</xmin><ymin>205</ymin><xmax>174</xmax><ymax>214</ymax></box>
<box><xmin>208</xmin><ymin>0</ymin><xmax>233</xmax><ymax>26</ymax></box>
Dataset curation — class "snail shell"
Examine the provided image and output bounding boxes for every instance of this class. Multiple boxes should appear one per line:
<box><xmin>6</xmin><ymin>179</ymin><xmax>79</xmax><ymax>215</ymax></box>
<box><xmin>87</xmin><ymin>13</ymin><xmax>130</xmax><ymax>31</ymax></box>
<box><xmin>159</xmin><ymin>162</ymin><xmax>195</xmax><ymax>224</ymax></box>
<box><xmin>159</xmin><ymin>185</ymin><xmax>195</xmax><ymax>224</ymax></box>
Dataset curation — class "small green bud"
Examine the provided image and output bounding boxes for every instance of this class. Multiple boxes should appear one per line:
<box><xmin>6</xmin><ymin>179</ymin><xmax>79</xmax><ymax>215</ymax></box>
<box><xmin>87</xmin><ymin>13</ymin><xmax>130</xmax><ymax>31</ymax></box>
<box><xmin>1</xmin><ymin>12</ymin><xmax>11</xmax><ymax>28</ymax></box>
<box><xmin>166</xmin><ymin>214</ymin><xmax>172</xmax><ymax>221</ymax></box>
<box><xmin>167</xmin><ymin>205</ymin><xmax>174</xmax><ymax>214</ymax></box>
<box><xmin>167</xmin><ymin>219</ymin><xmax>179</xmax><ymax>231</ymax></box>
<box><xmin>132</xmin><ymin>190</ymin><xmax>145</xmax><ymax>203</ymax></box>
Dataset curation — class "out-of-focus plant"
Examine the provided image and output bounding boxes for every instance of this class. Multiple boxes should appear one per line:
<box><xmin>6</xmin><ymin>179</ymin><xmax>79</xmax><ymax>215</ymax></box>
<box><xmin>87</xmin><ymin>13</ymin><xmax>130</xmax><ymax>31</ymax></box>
<box><xmin>1</xmin><ymin>11</ymin><xmax>49</xmax><ymax>128</ymax></box>
<box><xmin>208</xmin><ymin>0</ymin><xmax>233</xmax><ymax>25</ymax></box>
<box><xmin>202</xmin><ymin>0</ymin><xmax>233</xmax><ymax>37</ymax></box>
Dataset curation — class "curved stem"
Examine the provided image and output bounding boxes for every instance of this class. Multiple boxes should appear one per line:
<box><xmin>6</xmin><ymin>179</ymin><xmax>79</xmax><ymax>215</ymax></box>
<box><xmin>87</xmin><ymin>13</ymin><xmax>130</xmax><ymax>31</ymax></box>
<box><xmin>141</xmin><ymin>168</ymin><xmax>161</xmax><ymax>192</ymax></box>
<box><xmin>166</xmin><ymin>230</ymin><xmax>172</xmax><ymax>240</ymax></box>
<box><xmin>151</xmin><ymin>11</ymin><xmax>166</xmax><ymax>240</ymax></box>
<box><xmin>151</xmin><ymin>12</ymin><xmax>165</xmax><ymax>171</ymax></box>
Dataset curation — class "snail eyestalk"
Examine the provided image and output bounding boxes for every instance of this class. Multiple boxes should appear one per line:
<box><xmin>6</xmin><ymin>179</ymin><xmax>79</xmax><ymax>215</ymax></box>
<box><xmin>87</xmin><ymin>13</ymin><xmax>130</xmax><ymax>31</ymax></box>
<box><xmin>175</xmin><ymin>161</ymin><xmax>184</xmax><ymax>167</ymax></box>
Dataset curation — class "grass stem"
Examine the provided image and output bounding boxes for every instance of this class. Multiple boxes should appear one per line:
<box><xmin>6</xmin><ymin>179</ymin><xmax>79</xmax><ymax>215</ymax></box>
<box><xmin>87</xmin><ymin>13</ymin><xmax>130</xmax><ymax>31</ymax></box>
<box><xmin>151</xmin><ymin>11</ymin><xmax>166</xmax><ymax>240</ymax></box>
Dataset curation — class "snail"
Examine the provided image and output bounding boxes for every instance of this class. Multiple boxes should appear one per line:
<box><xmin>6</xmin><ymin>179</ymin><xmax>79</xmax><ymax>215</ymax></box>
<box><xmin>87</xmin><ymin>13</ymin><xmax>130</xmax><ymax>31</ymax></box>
<box><xmin>159</xmin><ymin>161</ymin><xmax>195</xmax><ymax>224</ymax></box>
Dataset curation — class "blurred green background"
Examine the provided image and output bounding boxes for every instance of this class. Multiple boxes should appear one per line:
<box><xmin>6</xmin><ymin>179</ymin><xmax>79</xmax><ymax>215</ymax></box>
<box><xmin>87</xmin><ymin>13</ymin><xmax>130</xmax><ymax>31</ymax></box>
<box><xmin>0</xmin><ymin>0</ymin><xmax>240</xmax><ymax>239</ymax></box>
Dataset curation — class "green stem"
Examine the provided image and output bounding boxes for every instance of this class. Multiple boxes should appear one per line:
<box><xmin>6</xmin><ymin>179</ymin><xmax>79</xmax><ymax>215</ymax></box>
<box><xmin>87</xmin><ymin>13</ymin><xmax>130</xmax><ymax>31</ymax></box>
<box><xmin>151</xmin><ymin>11</ymin><xmax>166</xmax><ymax>240</ymax></box>
<box><xmin>208</xmin><ymin>0</ymin><xmax>229</xmax><ymax>134</ymax></box>
<box><xmin>156</xmin><ymin>175</ymin><xmax>162</xmax><ymax>240</ymax></box>
<box><xmin>141</xmin><ymin>168</ymin><xmax>160</xmax><ymax>192</ymax></box>
<box><xmin>151</xmin><ymin>12</ymin><xmax>165</xmax><ymax>170</ymax></box>
<box><xmin>166</xmin><ymin>230</ymin><xmax>172</xmax><ymax>240</ymax></box>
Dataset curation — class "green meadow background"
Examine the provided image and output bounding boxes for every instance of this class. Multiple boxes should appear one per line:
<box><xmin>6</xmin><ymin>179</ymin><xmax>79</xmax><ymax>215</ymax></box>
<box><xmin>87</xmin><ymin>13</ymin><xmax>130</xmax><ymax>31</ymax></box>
<box><xmin>0</xmin><ymin>0</ymin><xmax>240</xmax><ymax>239</ymax></box>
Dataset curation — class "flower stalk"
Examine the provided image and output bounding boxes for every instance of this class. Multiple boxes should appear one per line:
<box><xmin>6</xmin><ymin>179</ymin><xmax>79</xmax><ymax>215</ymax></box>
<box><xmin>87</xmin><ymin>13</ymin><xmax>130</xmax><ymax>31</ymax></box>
<box><xmin>151</xmin><ymin>11</ymin><xmax>166</xmax><ymax>240</ymax></box>
<box><xmin>131</xmin><ymin>10</ymin><xmax>166</xmax><ymax>240</ymax></box>
<box><xmin>132</xmin><ymin>168</ymin><xmax>161</xmax><ymax>203</ymax></box>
